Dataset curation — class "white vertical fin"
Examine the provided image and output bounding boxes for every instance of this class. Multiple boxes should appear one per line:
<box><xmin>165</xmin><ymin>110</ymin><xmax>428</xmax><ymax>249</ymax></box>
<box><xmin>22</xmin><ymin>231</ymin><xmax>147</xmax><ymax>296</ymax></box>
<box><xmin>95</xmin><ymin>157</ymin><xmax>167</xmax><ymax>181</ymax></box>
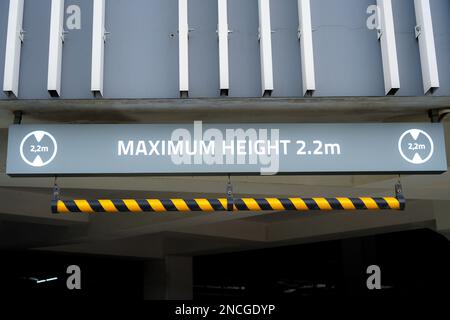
<box><xmin>297</xmin><ymin>0</ymin><xmax>315</xmax><ymax>96</ymax></box>
<box><xmin>377</xmin><ymin>0</ymin><xmax>400</xmax><ymax>95</ymax></box>
<box><xmin>414</xmin><ymin>0</ymin><xmax>439</xmax><ymax>94</ymax></box>
<box><xmin>91</xmin><ymin>0</ymin><xmax>105</xmax><ymax>97</ymax></box>
<box><xmin>258</xmin><ymin>0</ymin><xmax>274</xmax><ymax>96</ymax></box>
<box><xmin>218</xmin><ymin>0</ymin><xmax>229</xmax><ymax>96</ymax></box>
<box><xmin>179</xmin><ymin>0</ymin><xmax>189</xmax><ymax>97</ymax></box>
<box><xmin>47</xmin><ymin>0</ymin><xmax>65</xmax><ymax>97</ymax></box>
<box><xmin>3</xmin><ymin>0</ymin><xmax>24</xmax><ymax>98</ymax></box>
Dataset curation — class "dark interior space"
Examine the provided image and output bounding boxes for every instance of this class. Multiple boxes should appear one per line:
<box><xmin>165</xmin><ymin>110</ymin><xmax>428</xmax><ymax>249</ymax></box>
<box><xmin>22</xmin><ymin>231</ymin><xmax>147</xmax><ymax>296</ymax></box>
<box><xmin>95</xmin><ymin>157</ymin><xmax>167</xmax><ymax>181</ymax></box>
<box><xmin>193</xmin><ymin>228</ymin><xmax>450</xmax><ymax>299</ymax></box>
<box><xmin>0</xmin><ymin>228</ymin><xmax>448</xmax><ymax>300</ymax></box>
<box><xmin>0</xmin><ymin>251</ymin><xmax>144</xmax><ymax>300</ymax></box>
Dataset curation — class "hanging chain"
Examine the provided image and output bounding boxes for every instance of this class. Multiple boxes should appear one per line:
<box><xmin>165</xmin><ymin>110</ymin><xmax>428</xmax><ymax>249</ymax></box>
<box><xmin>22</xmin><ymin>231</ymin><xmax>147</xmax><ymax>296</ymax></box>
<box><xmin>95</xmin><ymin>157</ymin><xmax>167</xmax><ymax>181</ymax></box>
<box><xmin>226</xmin><ymin>174</ymin><xmax>234</xmax><ymax>211</ymax></box>
<box><xmin>395</xmin><ymin>174</ymin><xmax>403</xmax><ymax>199</ymax></box>
<box><xmin>52</xmin><ymin>176</ymin><xmax>60</xmax><ymax>201</ymax></box>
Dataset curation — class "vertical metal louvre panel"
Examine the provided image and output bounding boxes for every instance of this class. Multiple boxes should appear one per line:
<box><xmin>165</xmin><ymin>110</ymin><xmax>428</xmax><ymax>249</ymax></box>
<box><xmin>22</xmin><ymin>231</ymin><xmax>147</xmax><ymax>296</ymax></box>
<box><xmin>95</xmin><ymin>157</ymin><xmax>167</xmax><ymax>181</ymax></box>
<box><xmin>47</xmin><ymin>0</ymin><xmax>65</xmax><ymax>97</ymax></box>
<box><xmin>297</xmin><ymin>0</ymin><xmax>315</xmax><ymax>96</ymax></box>
<box><xmin>2</xmin><ymin>0</ymin><xmax>446</xmax><ymax>99</ymax></box>
<box><xmin>91</xmin><ymin>0</ymin><xmax>105</xmax><ymax>96</ymax></box>
<box><xmin>414</xmin><ymin>0</ymin><xmax>439</xmax><ymax>94</ymax></box>
<box><xmin>217</xmin><ymin>0</ymin><xmax>229</xmax><ymax>95</ymax></box>
<box><xmin>3</xmin><ymin>0</ymin><xmax>24</xmax><ymax>98</ymax></box>
<box><xmin>377</xmin><ymin>0</ymin><xmax>400</xmax><ymax>95</ymax></box>
<box><xmin>178</xmin><ymin>0</ymin><xmax>189</xmax><ymax>96</ymax></box>
<box><xmin>258</xmin><ymin>0</ymin><xmax>274</xmax><ymax>96</ymax></box>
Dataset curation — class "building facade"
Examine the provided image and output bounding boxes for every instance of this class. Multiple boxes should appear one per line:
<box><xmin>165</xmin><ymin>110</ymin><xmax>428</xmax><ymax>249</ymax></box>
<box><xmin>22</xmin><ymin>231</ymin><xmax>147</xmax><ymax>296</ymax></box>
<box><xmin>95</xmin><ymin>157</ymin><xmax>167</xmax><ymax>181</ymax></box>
<box><xmin>0</xmin><ymin>0</ymin><xmax>449</xmax><ymax>299</ymax></box>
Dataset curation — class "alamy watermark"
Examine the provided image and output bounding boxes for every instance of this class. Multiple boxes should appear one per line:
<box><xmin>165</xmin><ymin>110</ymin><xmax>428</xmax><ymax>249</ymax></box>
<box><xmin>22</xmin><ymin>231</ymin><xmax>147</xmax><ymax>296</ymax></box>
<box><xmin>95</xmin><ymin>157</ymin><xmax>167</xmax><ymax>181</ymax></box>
<box><xmin>118</xmin><ymin>121</ymin><xmax>285</xmax><ymax>175</ymax></box>
<box><xmin>66</xmin><ymin>265</ymin><xmax>81</xmax><ymax>290</ymax></box>
<box><xmin>366</xmin><ymin>264</ymin><xmax>381</xmax><ymax>290</ymax></box>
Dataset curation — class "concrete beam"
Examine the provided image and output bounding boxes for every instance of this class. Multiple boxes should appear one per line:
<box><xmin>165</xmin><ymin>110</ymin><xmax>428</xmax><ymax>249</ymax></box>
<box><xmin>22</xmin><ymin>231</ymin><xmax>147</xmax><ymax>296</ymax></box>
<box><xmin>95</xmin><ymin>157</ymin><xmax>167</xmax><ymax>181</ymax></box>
<box><xmin>1</xmin><ymin>96</ymin><xmax>445</xmax><ymax>128</ymax></box>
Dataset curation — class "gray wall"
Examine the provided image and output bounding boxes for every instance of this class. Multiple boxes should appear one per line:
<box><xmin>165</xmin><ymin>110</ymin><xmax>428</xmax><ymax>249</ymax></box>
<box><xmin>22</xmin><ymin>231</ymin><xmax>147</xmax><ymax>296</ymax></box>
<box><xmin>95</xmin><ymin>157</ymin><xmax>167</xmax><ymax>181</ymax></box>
<box><xmin>1</xmin><ymin>0</ymin><xmax>450</xmax><ymax>99</ymax></box>
<box><xmin>61</xmin><ymin>0</ymin><xmax>92</xmax><ymax>99</ymax></box>
<box><xmin>393</xmin><ymin>0</ymin><xmax>422</xmax><ymax>96</ymax></box>
<box><xmin>104</xmin><ymin>0</ymin><xmax>178</xmax><ymax>98</ymax></box>
<box><xmin>311</xmin><ymin>0</ymin><xmax>384</xmax><ymax>96</ymax></box>
<box><xmin>228</xmin><ymin>0</ymin><xmax>261</xmax><ymax>97</ymax></box>
<box><xmin>18</xmin><ymin>0</ymin><xmax>51</xmax><ymax>99</ymax></box>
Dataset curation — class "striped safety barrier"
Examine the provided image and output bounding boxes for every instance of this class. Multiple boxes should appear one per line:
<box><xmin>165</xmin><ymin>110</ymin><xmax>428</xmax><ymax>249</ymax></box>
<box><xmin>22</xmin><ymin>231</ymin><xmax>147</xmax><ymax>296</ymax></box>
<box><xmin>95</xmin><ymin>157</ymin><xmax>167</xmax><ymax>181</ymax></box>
<box><xmin>52</xmin><ymin>196</ymin><xmax>405</xmax><ymax>213</ymax></box>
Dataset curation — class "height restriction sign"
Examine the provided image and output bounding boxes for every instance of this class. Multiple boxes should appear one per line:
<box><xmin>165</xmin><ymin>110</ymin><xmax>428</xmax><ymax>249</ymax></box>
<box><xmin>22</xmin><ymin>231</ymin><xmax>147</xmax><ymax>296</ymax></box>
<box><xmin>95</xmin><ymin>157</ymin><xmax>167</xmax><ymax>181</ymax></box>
<box><xmin>6</xmin><ymin>122</ymin><xmax>447</xmax><ymax>176</ymax></box>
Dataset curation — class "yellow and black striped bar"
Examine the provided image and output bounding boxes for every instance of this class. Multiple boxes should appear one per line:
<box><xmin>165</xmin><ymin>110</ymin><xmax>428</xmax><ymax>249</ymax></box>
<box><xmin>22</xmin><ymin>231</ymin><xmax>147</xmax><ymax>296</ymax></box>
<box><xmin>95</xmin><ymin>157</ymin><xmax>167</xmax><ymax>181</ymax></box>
<box><xmin>52</xmin><ymin>196</ymin><xmax>405</xmax><ymax>213</ymax></box>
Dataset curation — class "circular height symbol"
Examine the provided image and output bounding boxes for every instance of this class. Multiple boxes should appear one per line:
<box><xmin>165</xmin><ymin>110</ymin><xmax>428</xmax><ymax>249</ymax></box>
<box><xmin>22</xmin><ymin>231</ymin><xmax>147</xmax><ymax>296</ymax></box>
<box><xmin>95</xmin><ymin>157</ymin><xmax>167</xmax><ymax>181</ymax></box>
<box><xmin>19</xmin><ymin>131</ymin><xmax>58</xmax><ymax>167</ymax></box>
<box><xmin>398</xmin><ymin>129</ymin><xmax>434</xmax><ymax>165</ymax></box>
